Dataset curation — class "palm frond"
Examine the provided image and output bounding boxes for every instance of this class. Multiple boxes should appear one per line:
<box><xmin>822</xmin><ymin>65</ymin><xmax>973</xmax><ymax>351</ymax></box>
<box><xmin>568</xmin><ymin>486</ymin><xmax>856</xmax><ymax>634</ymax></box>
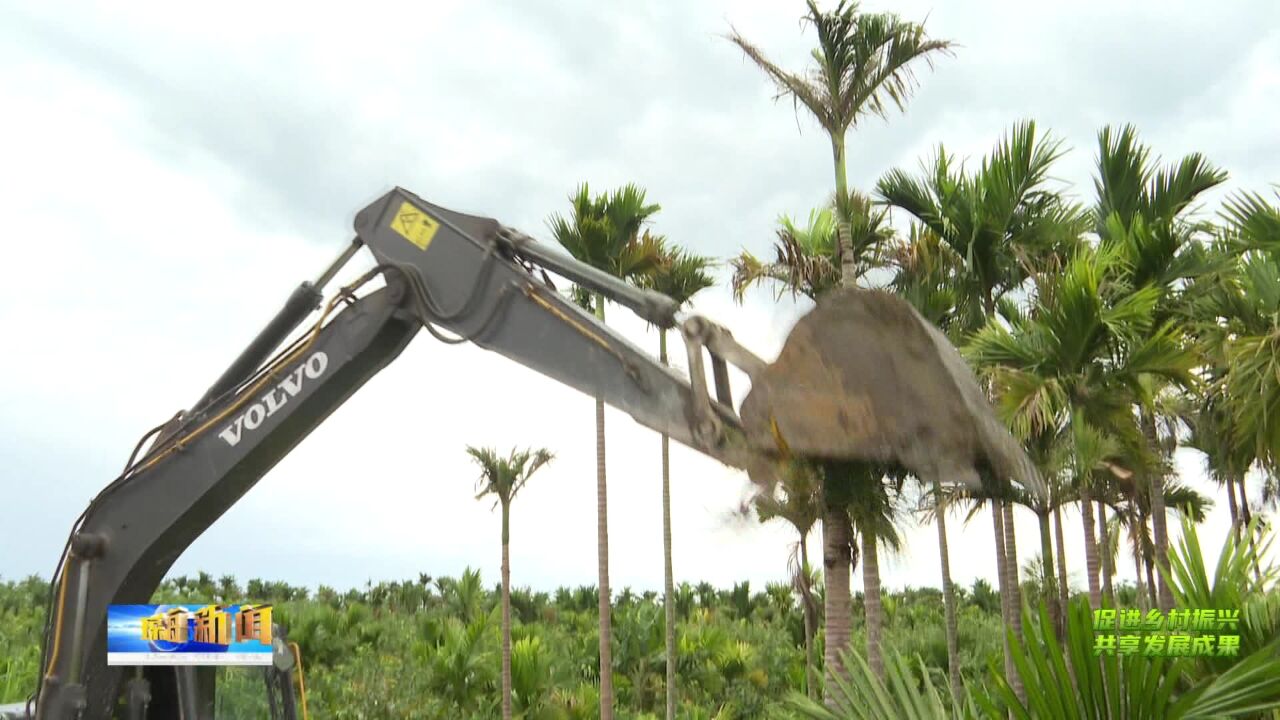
<box><xmin>724</xmin><ymin>28</ymin><xmax>834</xmax><ymax>132</ymax></box>
<box><xmin>785</xmin><ymin>646</ymin><xmax>961</xmax><ymax>719</ymax></box>
<box><xmin>727</xmin><ymin>0</ymin><xmax>952</xmax><ymax>139</ymax></box>
<box><xmin>1222</xmin><ymin>187</ymin><xmax>1280</xmax><ymax>254</ymax></box>
<box><xmin>639</xmin><ymin>239</ymin><xmax>716</xmax><ymax>307</ymax></box>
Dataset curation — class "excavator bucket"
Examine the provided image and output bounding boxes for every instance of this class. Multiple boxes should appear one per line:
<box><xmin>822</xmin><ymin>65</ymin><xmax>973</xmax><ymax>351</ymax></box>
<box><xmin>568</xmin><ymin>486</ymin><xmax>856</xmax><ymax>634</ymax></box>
<box><xmin>738</xmin><ymin>287</ymin><xmax>1045</xmax><ymax>499</ymax></box>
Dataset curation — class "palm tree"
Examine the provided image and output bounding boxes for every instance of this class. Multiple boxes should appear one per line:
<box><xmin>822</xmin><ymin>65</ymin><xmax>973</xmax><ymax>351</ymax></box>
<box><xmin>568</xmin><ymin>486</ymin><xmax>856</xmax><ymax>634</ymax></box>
<box><xmin>877</xmin><ymin>120</ymin><xmax>1086</xmax><ymax>697</ymax></box>
<box><xmin>877</xmin><ymin>121</ymin><xmax>1084</xmax><ymax>332</ymax></box>
<box><xmin>637</xmin><ymin>238</ymin><xmax>714</xmax><ymax>720</ymax></box>
<box><xmin>726</xmin><ymin>0</ymin><xmax>953</xmax><ymax>280</ymax></box>
<box><xmin>1015</xmin><ymin>429</ymin><xmax>1072</xmax><ymax>632</ymax></box>
<box><xmin>966</xmin><ymin>243</ymin><xmax>1197</xmax><ymax>614</ymax></box>
<box><xmin>883</xmin><ymin>227</ymin><xmax>967</xmax><ymax>703</ymax></box>
<box><xmin>731</xmin><ymin>204</ymin><xmax>887</xmax><ymax>302</ymax></box>
<box><xmin>1105</xmin><ymin>478</ymin><xmax>1212</xmax><ymax>609</ymax></box>
<box><xmin>1183</xmin><ymin>391</ymin><xmax>1250</xmax><ymax>534</ymax></box>
<box><xmin>216</xmin><ymin>574</ymin><xmax>240</xmax><ymax>603</ymax></box>
<box><xmin>466</xmin><ymin>445</ymin><xmax>555</xmax><ymax>720</ymax></box>
<box><xmin>729</xmin><ymin>201</ymin><xmax>896</xmax><ymax>686</ymax></box>
<box><xmin>1090</xmin><ymin>124</ymin><xmax>1228</xmax><ymax>611</ymax></box>
<box><xmin>750</xmin><ymin>460</ymin><xmax>824</xmax><ymax>700</ymax></box>
<box><xmin>548</xmin><ymin>183</ymin><xmax>663</xmax><ymax>719</ymax></box>
<box><xmin>727</xmin><ymin>4</ymin><xmax>950</xmax><ymax>693</ymax></box>
<box><xmin>1180</xmin><ymin>233</ymin><xmax>1269</xmax><ymax>547</ymax></box>
<box><xmin>1215</xmin><ymin>189</ymin><xmax>1280</xmax><ymax>482</ymax></box>
<box><xmin>1065</xmin><ymin>420</ymin><xmax>1141</xmax><ymax>610</ymax></box>
<box><xmin>840</xmin><ymin>461</ymin><xmax>904</xmax><ymax>683</ymax></box>
<box><xmin>1175</xmin><ymin>192</ymin><xmax>1280</xmax><ymax>581</ymax></box>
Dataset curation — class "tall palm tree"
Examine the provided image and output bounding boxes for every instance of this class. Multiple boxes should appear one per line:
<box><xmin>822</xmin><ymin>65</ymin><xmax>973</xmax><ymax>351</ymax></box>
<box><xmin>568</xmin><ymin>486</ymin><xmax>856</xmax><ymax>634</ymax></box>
<box><xmin>1066</xmin><ymin>419</ymin><xmax>1142</xmax><ymax>610</ymax></box>
<box><xmin>729</xmin><ymin>201</ymin><xmax>896</xmax><ymax>686</ymax></box>
<box><xmin>966</xmin><ymin>242</ymin><xmax>1196</xmax><ymax>612</ymax></box>
<box><xmin>727</xmin><ymin>0</ymin><xmax>953</xmax><ymax>280</ymax></box>
<box><xmin>1018</xmin><ymin>429</ymin><xmax>1073</xmax><ymax>632</ymax></box>
<box><xmin>1215</xmin><ymin>189</ymin><xmax>1280</xmax><ymax>480</ymax></box>
<box><xmin>727</xmin><ymin>3</ymin><xmax>951</xmax><ymax>694</ymax></box>
<box><xmin>884</xmin><ymin>227</ymin><xmax>966</xmax><ymax>703</ymax></box>
<box><xmin>1180</xmin><ymin>234</ymin><xmax>1269</xmax><ymax>542</ymax></box>
<box><xmin>1090</xmin><ymin>124</ymin><xmax>1228</xmax><ymax>611</ymax></box>
<box><xmin>1175</xmin><ymin>192</ymin><xmax>1280</xmax><ymax>581</ymax></box>
<box><xmin>466</xmin><ymin>445</ymin><xmax>555</xmax><ymax>720</ymax></box>
<box><xmin>878</xmin><ymin>120</ymin><xmax>1086</xmax><ymax>696</ymax></box>
<box><xmin>548</xmin><ymin>183</ymin><xmax>663</xmax><ymax>719</ymax></box>
<box><xmin>637</xmin><ymin>238</ymin><xmax>714</xmax><ymax>720</ymax></box>
<box><xmin>878</xmin><ymin>121</ymin><xmax>1084</xmax><ymax>332</ymax></box>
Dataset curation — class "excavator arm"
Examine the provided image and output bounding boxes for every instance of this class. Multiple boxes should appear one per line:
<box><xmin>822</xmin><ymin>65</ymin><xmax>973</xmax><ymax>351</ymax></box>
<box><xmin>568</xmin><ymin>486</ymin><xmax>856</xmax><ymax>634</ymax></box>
<box><xmin>21</xmin><ymin>188</ymin><xmax>1041</xmax><ymax>719</ymax></box>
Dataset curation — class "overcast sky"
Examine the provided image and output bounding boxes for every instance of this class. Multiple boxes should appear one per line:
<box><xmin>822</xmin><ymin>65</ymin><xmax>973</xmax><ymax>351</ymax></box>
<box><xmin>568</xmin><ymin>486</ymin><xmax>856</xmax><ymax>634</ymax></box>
<box><xmin>2</xmin><ymin>1</ymin><xmax>1278</xmax><ymax>600</ymax></box>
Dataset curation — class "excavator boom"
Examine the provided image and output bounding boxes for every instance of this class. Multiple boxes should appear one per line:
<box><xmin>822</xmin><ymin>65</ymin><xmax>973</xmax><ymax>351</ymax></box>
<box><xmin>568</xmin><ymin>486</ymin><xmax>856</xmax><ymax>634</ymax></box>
<box><xmin>18</xmin><ymin>188</ymin><xmax>1039</xmax><ymax>719</ymax></box>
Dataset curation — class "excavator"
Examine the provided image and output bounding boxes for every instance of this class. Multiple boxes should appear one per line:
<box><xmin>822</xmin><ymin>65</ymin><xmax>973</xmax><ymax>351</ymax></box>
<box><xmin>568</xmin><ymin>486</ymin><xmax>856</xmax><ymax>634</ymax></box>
<box><xmin>3</xmin><ymin>187</ymin><xmax>1043</xmax><ymax>719</ymax></box>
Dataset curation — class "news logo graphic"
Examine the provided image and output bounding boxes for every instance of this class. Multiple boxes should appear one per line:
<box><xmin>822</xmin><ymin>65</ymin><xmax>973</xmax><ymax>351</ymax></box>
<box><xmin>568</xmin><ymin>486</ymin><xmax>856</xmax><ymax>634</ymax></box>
<box><xmin>107</xmin><ymin>604</ymin><xmax>274</xmax><ymax>666</ymax></box>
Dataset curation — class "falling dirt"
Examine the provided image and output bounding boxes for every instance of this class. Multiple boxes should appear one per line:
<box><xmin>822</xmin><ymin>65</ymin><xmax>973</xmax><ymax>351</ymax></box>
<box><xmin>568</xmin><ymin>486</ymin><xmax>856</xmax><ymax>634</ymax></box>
<box><xmin>738</xmin><ymin>287</ymin><xmax>1043</xmax><ymax>498</ymax></box>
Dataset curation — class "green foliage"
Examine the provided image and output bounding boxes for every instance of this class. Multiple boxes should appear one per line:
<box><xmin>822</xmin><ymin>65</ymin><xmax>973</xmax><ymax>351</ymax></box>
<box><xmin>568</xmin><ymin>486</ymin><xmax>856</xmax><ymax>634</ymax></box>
<box><xmin>725</xmin><ymin>0</ymin><xmax>954</xmax><ymax>139</ymax></box>
<box><xmin>0</xmin><ymin>571</ymin><xmax>1012</xmax><ymax>714</ymax></box>
<box><xmin>466</xmin><ymin>445</ymin><xmax>555</xmax><ymax>512</ymax></box>
<box><xmin>878</xmin><ymin>119</ymin><xmax>1086</xmax><ymax>330</ymax></box>
<box><xmin>0</xmin><ymin>576</ymin><xmax>42</xmax><ymax>707</ymax></box>
<box><xmin>1165</xmin><ymin>516</ymin><xmax>1280</xmax><ymax>673</ymax></box>
<box><xmin>978</xmin><ymin>599</ymin><xmax>1280</xmax><ymax>720</ymax></box>
<box><xmin>546</xmin><ymin>183</ymin><xmax>664</xmax><ymax>313</ymax></box>
<box><xmin>975</xmin><ymin>513</ymin><xmax>1280</xmax><ymax>720</ymax></box>
<box><xmin>785</xmin><ymin>647</ymin><xmax>963</xmax><ymax>720</ymax></box>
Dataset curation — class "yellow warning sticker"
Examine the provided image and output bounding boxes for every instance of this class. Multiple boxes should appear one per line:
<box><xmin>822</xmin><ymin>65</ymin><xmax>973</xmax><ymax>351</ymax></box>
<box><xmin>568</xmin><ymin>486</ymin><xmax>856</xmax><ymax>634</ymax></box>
<box><xmin>389</xmin><ymin>201</ymin><xmax>441</xmax><ymax>251</ymax></box>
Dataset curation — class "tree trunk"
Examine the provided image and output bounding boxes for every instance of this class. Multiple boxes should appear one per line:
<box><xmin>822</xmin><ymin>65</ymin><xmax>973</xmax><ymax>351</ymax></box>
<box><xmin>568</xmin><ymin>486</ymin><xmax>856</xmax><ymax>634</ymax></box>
<box><xmin>1038</xmin><ymin>510</ymin><xmax>1061</xmax><ymax>639</ymax></box>
<box><xmin>1145</xmin><ymin>557</ymin><xmax>1158</xmax><ymax>609</ymax></box>
<box><xmin>993</xmin><ymin>499</ymin><xmax>1024</xmax><ymax>702</ymax></box>
<box><xmin>1236</xmin><ymin>475</ymin><xmax>1264</xmax><ymax>582</ymax></box>
<box><xmin>501</xmin><ymin>503</ymin><xmax>513</xmax><ymax>720</ymax></box>
<box><xmin>800</xmin><ymin>535</ymin><xmax>817</xmax><ymax>701</ymax></box>
<box><xmin>1097</xmin><ymin>501</ymin><xmax>1114</xmax><ymax>608</ymax></box>
<box><xmin>824</xmin><ymin>134</ymin><xmax>860</xmax><ymax>704</ymax></box>
<box><xmin>1247</xmin><ymin>476</ymin><xmax>1268</xmax><ymax>581</ymax></box>
<box><xmin>992</xmin><ymin>501</ymin><xmax>1018</xmax><ymax>696</ymax></box>
<box><xmin>659</xmin><ymin>331</ymin><xmax>677</xmax><ymax>720</ymax></box>
<box><xmin>1080</xmin><ymin>487</ymin><xmax>1101</xmax><ymax>608</ymax></box>
<box><xmin>1140</xmin><ymin>411</ymin><xmax>1173</xmax><ymax>613</ymax></box>
<box><xmin>831</xmin><ymin>136</ymin><xmax>857</xmax><ymax>284</ymax></box>
<box><xmin>993</xmin><ymin>501</ymin><xmax>1008</xmax><ymax>616</ymax></box>
<box><xmin>1053</xmin><ymin>505</ymin><xmax>1069</xmax><ymax>631</ymax></box>
<box><xmin>935</xmin><ymin>481</ymin><xmax>962</xmax><ymax>708</ymax></box>
<box><xmin>1002</xmin><ymin>502</ymin><xmax>1023</xmax><ymax>640</ymax></box>
<box><xmin>1239</xmin><ymin>474</ymin><xmax>1253</xmax><ymax>526</ymax></box>
<box><xmin>822</xmin><ymin>501</ymin><xmax>854</xmax><ymax>709</ymax></box>
<box><xmin>1043</xmin><ymin>507</ymin><xmax>1074</xmax><ymax>687</ymax></box>
<box><xmin>1225</xmin><ymin>475</ymin><xmax>1240</xmax><ymax>535</ymax></box>
<box><xmin>595</xmin><ymin>296</ymin><xmax>614</xmax><ymax>720</ymax></box>
<box><xmin>1132</xmin><ymin>519</ymin><xmax>1149</xmax><ymax>613</ymax></box>
<box><xmin>863</xmin><ymin>532</ymin><xmax>885</xmax><ymax>681</ymax></box>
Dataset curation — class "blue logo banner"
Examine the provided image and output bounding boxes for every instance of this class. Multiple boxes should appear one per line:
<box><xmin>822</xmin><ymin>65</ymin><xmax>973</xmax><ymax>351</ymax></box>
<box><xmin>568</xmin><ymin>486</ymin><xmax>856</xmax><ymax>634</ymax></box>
<box><xmin>107</xmin><ymin>604</ymin><xmax>275</xmax><ymax>666</ymax></box>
